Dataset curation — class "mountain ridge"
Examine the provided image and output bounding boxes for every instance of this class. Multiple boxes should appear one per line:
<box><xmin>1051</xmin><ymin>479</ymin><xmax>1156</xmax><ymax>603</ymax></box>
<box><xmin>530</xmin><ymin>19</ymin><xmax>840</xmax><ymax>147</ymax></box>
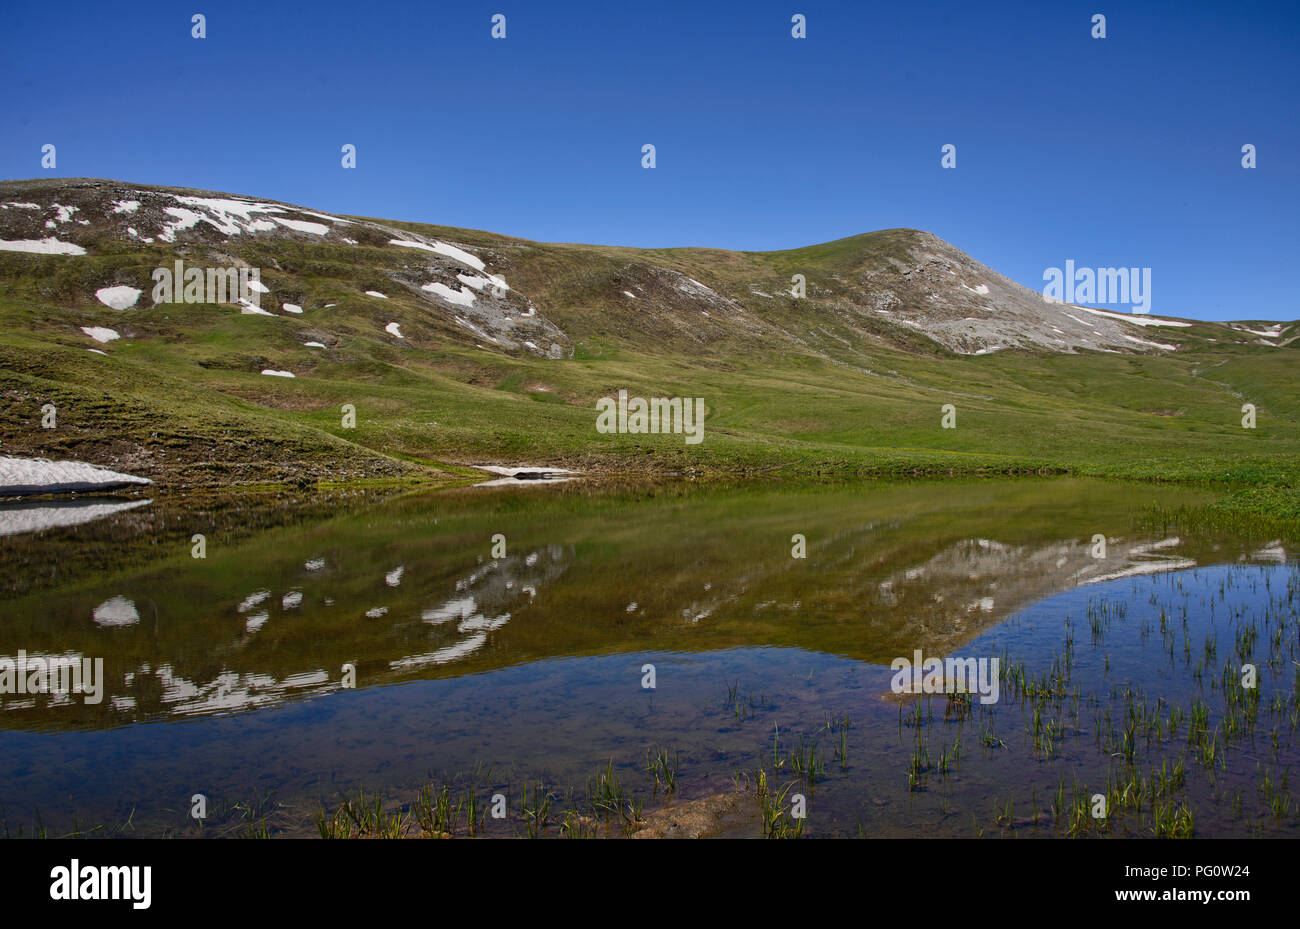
<box><xmin>5</xmin><ymin>177</ymin><xmax>1288</xmax><ymax>359</ymax></box>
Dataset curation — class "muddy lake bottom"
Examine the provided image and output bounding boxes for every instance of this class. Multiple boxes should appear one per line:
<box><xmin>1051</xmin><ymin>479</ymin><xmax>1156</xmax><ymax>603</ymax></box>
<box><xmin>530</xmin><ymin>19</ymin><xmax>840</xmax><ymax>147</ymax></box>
<box><xmin>0</xmin><ymin>476</ymin><xmax>1297</xmax><ymax>838</ymax></box>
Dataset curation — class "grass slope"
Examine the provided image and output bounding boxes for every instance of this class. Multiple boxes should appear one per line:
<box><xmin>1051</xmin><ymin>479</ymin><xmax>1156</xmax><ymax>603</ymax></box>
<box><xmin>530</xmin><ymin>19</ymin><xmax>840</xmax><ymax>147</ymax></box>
<box><xmin>0</xmin><ymin>181</ymin><xmax>1296</xmax><ymax>514</ymax></box>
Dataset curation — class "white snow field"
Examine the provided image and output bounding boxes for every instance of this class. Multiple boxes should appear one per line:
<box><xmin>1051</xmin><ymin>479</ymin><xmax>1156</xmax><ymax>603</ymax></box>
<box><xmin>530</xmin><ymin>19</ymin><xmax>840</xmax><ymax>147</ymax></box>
<box><xmin>0</xmin><ymin>237</ymin><xmax>86</xmax><ymax>255</ymax></box>
<box><xmin>422</xmin><ymin>281</ymin><xmax>476</xmax><ymax>307</ymax></box>
<box><xmin>80</xmin><ymin>326</ymin><xmax>121</xmax><ymax>343</ymax></box>
<box><xmin>389</xmin><ymin>238</ymin><xmax>486</xmax><ymax>271</ymax></box>
<box><xmin>94</xmin><ymin>285</ymin><xmax>142</xmax><ymax>309</ymax></box>
<box><xmin>0</xmin><ymin>457</ymin><xmax>152</xmax><ymax>497</ymax></box>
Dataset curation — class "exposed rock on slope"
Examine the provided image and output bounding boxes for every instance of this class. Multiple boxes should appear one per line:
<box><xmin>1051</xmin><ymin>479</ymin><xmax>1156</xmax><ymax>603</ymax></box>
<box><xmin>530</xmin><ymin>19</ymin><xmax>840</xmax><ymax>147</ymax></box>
<box><xmin>829</xmin><ymin>229</ymin><xmax>1153</xmax><ymax>355</ymax></box>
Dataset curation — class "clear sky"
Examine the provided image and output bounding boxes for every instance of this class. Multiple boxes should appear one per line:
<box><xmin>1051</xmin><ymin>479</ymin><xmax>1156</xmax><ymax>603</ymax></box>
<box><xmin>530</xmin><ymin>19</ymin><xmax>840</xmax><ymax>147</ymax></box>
<box><xmin>2</xmin><ymin>0</ymin><xmax>1296</xmax><ymax>320</ymax></box>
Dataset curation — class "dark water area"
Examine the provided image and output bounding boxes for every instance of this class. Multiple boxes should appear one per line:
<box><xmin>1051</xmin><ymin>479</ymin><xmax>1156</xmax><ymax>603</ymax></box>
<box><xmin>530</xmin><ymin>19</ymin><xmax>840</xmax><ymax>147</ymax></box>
<box><xmin>0</xmin><ymin>477</ymin><xmax>1296</xmax><ymax>838</ymax></box>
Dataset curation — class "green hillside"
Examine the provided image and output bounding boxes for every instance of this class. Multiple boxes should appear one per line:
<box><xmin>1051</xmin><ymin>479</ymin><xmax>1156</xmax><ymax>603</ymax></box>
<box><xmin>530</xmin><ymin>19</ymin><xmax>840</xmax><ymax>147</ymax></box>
<box><xmin>1</xmin><ymin>178</ymin><xmax>1296</xmax><ymax>515</ymax></box>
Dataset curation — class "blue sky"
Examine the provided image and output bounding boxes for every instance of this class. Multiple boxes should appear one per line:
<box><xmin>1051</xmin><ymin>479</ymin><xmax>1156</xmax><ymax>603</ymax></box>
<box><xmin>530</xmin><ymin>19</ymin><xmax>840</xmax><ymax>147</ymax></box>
<box><xmin>2</xmin><ymin>0</ymin><xmax>1296</xmax><ymax>320</ymax></box>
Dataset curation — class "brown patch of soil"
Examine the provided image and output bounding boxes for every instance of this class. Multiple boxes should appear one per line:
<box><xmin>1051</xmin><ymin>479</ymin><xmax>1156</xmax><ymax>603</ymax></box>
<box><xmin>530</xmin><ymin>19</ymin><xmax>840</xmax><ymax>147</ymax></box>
<box><xmin>630</xmin><ymin>790</ymin><xmax>759</xmax><ymax>839</ymax></box>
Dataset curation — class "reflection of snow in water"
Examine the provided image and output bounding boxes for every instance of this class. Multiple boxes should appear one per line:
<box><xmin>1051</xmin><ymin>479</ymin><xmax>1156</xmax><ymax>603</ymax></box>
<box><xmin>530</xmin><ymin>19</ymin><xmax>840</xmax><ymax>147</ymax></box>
<box><xmin>92</xmin><ymin>596</ymin><xmax>139</xmax><ymax>627</ymax></box>
<box><xmin>1250</xmin><ymin>541</ymin><xmax>1287</xmax><ymax>563</ymax></box>
<box><xmin>154</xmin><ymin>664</ymin><xmax>332</xmax><ymax>717</ymax></box>
<box><xmin>238</xmin><ymin>590</ymin><xmax>270</xmax><ymax>612</ymax></box>
<box><xmin>390</xmin><ymin>545</ymin><xmax>569</xmax><ymax>671</ymax></box>
<box><xmin>1079</xmin><ymin>537</ymin><xmax>1197</xmax><ymax>585</ymax></box>
<box><xmin>422</xmin><ymin>598</ymin><xmax>477</xmax><ymax>624</ymax></box>
<box><xmin>390</xmin><ymin>634</ymin><xmax>488</xmax><ymax>671</ymax></box>
<box><xmin>1081</xmin><ymin>558</ymin><xmax>1198</xmax><ymax>584</ymax></box>
<box><xmin>71</xmin><ymin>542</ymin><xmax>574</xmax><ymax>719</ymax></box>
<box><xmin>0</xmin><ymin>498</ymin><xmax>150</xmax><ymax>537</ymax></box>
<box><xmin>238</xmin><ymin>545</ymin><xmax>569</xmax><ymax>700</ymax></box>
<box><xmin>460</xmin><ymin>612</ymin><xmax>511</xmax><ymax>633</ymax></box>
<box><xmin>867</xmin><ymin>534</ymin><xmax>1209</xmax><ymax>630</ymax></box>
<box><xmin>0</xmin><ymin>651</ymin><xmax>92</xmax><ymax>711</ymax></box>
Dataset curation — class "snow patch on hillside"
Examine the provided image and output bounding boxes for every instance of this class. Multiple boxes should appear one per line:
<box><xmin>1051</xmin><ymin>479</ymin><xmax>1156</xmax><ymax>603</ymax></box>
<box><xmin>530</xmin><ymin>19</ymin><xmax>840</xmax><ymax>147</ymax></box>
<box><xmin>458</xmin><ymin>272</ymin><xmax>509</xmax><ymax>292</ymax></box>
<box><xmin>81</xmin><ymin>326</ymin><xmax>120</xmax><ymax>343</ymax></box>
<box><xmin>1231</xmin><ymin>323</ymin><xmax>1284</xmax><ymax>339</ymax></box>
<box><xmin>146</xmin><ymin>195</ymin><xmax>346</xmax><ymax>242</ymax></box>
<box><xmin>1123</xmin><ymin>334</ymin><xmax>1177</xmax><ymax>351</ymax></box>
<box><xmin>422</xmin><ymin>281</ymin><xmax>476</xmax><ymax>307</ymax></box>
<box><xmin>272</xmin><ymin>217</ymin><xmax>328</xmax><ymax>235</ymax></box>
<box><xmin>1079</xmin><ymin>306</ymin><xmax>1192</xmax><ymax>328</ymax></box>
<box><xmin>389</xmin><ymin>238</ymin><xmax>486</xmax><ymax>271</ymax></box>
<box><xmin>0</xmin><ymin>457</ymin><xmax>152</xmax><ymax>497</ymax></box>
<box><xmin>0</xmin><ymin>237</ymin><xmax>86</xmax><ymax>255</ymax></box>
<box><xmin>95</xmin><ymin>285</ymin><xmax>141</xmax><ymax>309</ymax></box>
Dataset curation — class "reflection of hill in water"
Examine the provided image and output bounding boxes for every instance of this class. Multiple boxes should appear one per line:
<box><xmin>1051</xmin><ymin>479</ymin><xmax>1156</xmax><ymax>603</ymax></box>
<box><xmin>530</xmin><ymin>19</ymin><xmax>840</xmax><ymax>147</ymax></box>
<box><xmin>861</xmin><ymin>535</ymin><xmax>1204</xmax><ymax>651</ymax></box>
<box><xmin>0</xmin><ymin>478</ymin><xmax>1288</xmax><ymax>728</ymax></box>
<box><xmin>143</xmin><ymin>544</ymin><xmax>574</xmax><ymax>718</ymax></box>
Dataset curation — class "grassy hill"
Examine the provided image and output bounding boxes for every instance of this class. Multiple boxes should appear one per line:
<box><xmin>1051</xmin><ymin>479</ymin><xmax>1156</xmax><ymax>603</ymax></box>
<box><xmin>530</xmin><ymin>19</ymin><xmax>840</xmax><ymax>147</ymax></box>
<box><xmin>0</xmin><ymin>178</ymin><xmax>1297</xmax><ymax>514</ymax></box>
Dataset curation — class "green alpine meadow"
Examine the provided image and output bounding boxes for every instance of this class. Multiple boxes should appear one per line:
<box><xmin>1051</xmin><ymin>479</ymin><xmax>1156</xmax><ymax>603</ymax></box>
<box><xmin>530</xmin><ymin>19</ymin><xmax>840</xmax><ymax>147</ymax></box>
<box><xmin>0</xmin><ymin>178</ymin><xmax>1296</xmax><ymax>503</ymax></box>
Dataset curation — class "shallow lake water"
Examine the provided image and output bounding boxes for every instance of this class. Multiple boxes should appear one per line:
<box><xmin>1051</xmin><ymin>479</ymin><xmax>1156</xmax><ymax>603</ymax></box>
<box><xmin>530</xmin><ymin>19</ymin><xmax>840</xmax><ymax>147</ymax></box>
<box><xmin>0</xmin><ymin>477</ymin><xmax>1296</xmax><ymax>838</ymax></box>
